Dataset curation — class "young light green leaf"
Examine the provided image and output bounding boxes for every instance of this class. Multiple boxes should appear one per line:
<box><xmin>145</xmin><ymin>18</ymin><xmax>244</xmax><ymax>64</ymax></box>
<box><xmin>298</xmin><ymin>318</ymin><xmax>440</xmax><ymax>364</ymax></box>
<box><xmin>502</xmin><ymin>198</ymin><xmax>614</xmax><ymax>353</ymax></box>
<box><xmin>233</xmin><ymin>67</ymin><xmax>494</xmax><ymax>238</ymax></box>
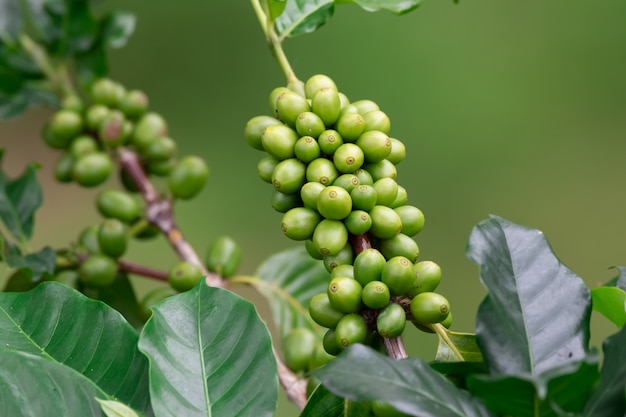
<box><xmin>314</xmin><ymin>344</ymin><xmax>496</xmax><ymax>417</ymax></box>
<box><xmin>249</xmin><ymin>245</ymin><xmax>329</xmax><ymax>340</ymax></box>
<box><xmin>337</xmin><ymin>0</ymin><xmax>422</xmax><ymax>15</ymax></box>
<box><xmin>268</xmin><ymin>0</ymin><xmax>288</xmax><ymax>20</ymax></box>
<box><xmin>590</xmin><ymin>286</ymin><xmax>626</xmax><ymax>327</ymax></box>
<box><xmin>467</xmin><ymin>215</ymin><xmax>592</xmax><ymax>375</ymax></box>
<box><xmin>0</xmin><ymin>0</ymin><xmax>23</xmax><ymax>37</ymax></box>
<box><xmin>0</xmin><ymin>282</ymin><xmax>151</xmax><ymax>414</ymax></box>
<box><xmin>0</xmin><ymin>348</ymin><xmax>109</xmax><ymax>416</ymax></box>
<box><xmin>301</xmin><ymin>384</ymin><xmax>373</xmax><ymax>417</ymax></box>
<box><xmin>274</xmin><ymin>0</ymin><xmax>335</xmax><ymax>39</ymax></box>
<box><xmin>138</xmin><ymin>280</ymin><xmax>278</xmax><ymax>417</ymax></box>
<box><xmin>96</xmin><ymin>398</ymin><xmax>141</xmax><ymax>417</ymax></box>
<box><xmin>102</xmin><ymin>11</ymin><xmax>136</xmax><ymax>49</ymax></box>
<box><xmin>468</xmin><ymin>353</ymin><xmax>600</xmax><ymax>417</ymax></box>
<box><xmin>434</xmin><ymin>330</ymin><xmax>484</xmax><ymax>363</ymax></box>
<box><xmin>0</xmin><ymin>149</ymin><xmax>43</xmax><ymax>242</ymax></box>
<box><xmin>583</xmin><ymin>326</ymin><xmax>626</xmax><ymax>417</ymax></box>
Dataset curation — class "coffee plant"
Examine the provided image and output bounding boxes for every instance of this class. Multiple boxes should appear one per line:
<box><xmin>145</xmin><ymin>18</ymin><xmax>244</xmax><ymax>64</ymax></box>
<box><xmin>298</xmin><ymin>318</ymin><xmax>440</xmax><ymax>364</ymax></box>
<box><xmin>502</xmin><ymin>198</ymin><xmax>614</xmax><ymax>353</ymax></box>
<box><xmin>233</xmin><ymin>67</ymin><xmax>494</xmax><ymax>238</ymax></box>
<box><xmin>0</xmin><ymin>1</ymin><xmax>624</xmax><ymax>416</ymax></box>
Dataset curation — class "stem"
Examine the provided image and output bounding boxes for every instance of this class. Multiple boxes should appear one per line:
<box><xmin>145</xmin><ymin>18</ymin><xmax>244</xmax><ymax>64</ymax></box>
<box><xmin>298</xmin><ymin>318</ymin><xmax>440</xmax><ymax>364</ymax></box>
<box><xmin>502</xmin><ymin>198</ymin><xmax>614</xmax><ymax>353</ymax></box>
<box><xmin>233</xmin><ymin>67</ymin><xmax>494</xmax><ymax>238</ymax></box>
<box><xmin>431</xmin><ymin>323</ymin><xmax>464</xmax><ymax>361</ymax></box>
<box><xmin>274</xmin><ymin>347</ymin><xmax>308</xmax><ymax>410</ymax></box>
<box><xmin>117</xmin><ymin>259</ymin><xmax>169</xmax><ymax>282</ymax></box>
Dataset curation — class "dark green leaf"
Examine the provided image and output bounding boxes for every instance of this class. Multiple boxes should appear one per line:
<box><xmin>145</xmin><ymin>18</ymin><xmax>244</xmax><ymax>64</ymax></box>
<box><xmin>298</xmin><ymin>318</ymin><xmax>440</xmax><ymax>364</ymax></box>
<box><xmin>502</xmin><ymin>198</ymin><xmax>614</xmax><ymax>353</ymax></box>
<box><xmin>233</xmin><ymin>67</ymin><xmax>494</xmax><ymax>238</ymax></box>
<box><xmin>468</xmin><ymin>353</ymin><xmax>600</xmax><ymax>417</ymax></box>
<box><xmin>0</xmin><ymin>0</ymin><xmax>23</xmax><ymax>37</ymax></box>
<box><xmin>337</xmin><ymin>0</ymin><xmax>422</xmax><ymax>15</ymax></box>
<box><xmin>314</xmin><ymin>344</ymin><xmax>495</xmax><ymax>417</ymax></box>
<box><xmin>102</xmin><ymin>11</ymin><xmax>136</xmax><ymax>49</ymax></box>
<box><xmin>0</xmin><ymin>150</ymin><xmax>43</xmax><ymax>241</ymax></box>
<box><xmin>48</xmin><ymin>1</ymin><xmax>98</xmax><ymax>56</ymax></box>
<box><xmin>3</xmin><ymin>244</ymin><xmax>55</xmax><ymax>283</ymax></box>
<box><xmin>0</xmin><ymin>282</ymin><xmax>151</xmax><ymax>414</ymax></box>
<box><xmin>583</xmin><ymin>326</ymin><xmax>626</xmax><ymax>417</ymax></box>
<box><xmin>74</xmin><ymin>39</ymin><xmax>108</xmax><ymax>84</ymax></box>
<box><xmin>23</xmin><ymin>0</ymin><xmax>58</xmax><ymax>43</ymax></box>
<box><xmin>3</xmin><ymin>268</ymin><xmax>40</xmax><ymax>291</ymax></box>
<box><xmin>301</xmin><ymin>384</ymin><xmax>373</xmax><ymax>417</ymax></box>
<box><xmin>0</xmin><ymin>348</ymin><xmax>106</xmax><ymax>416</ymax></box>
<box><xmin>467</xmin><ymin>215</ymin><xmax>592</xmax><ymax>375</ymax></box>
<box><xmin>86</xmin><ymin>272</ymin><xmax>145</xmax><ymax>331</ymax></box>
<box><xmin>138</xmin><ymin>280</ymin><xmax>278</xmax><ymax>417</ymax></box>
<box><xmin>591</xmin><ymin>286</ymin><xmax>626</xmax><ymax>327</ymax></box>
<box><xmin>435</xmin><ymin>330</ymin><xmax>484</xmax><ymax>363</ymax></box>
<box><xmin>0</xmin><ymin>86</ymin><xmax>57</xmax><ymax>119</ymax></box>
<box><xmin>253</xmin><ymin>245</ymin><xmax>329</xmax><ymax>340</ymax></box>
<box><xmin>268</xmin><ymin>0</ymin><xmax>288</xmax><ymax>20</ymax></box>
<box><xmin>274</xmin><ymin>0</ymin><xmax>335</xmax><ymax>38</ymax></box>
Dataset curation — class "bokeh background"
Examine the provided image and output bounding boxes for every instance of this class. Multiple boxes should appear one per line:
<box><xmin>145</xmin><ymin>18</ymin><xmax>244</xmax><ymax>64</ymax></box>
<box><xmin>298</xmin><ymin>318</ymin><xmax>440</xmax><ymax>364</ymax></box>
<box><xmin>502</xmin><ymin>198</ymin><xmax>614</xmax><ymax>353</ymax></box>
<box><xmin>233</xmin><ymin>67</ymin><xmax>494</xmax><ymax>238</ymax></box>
<box><xmin>1</xmin><ymin>1</ymin><xmax>625</xmax><ymax>414</ymax></box>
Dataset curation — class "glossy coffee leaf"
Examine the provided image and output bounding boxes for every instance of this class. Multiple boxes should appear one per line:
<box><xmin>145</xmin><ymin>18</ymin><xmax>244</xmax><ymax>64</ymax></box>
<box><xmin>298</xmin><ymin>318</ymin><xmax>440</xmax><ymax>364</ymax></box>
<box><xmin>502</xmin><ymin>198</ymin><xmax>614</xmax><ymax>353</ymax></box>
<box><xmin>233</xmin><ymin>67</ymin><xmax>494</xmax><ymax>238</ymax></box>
<box><xmin>467</xmin><ymin>215</ymin><xmax>591</xmax><ymax>375</ymax></box>
<box><xmin>0</xmin><ymin>149</ymin><xmax>42</xmax><ymax>241</ymax></box>
<box><xmin>314</xmin><ymin>344</ymin><xmax>495</xmax><ymax>417</ymax></box>
<box><xmin>591</xmin><ymin>286</ymin><xmax>626</xmax><ymax>327</ymax></box>
<box><xmin>337</xmin><ymin>0</ymin><xmax>422</xmax><ymax>15</ymax></box>
<box><xmin>2</xmin><ymin>243</ymin><xmax>55</xmax><ymax>285</ymax></box>
<box><xmin>434</xmin><ymin>330</ymin><xmax>484</xmax><ymax>363</ymax></box>
<box><xmin>253</xmin><ymin>246</ymin><xmax>329</xmax><ymax>339</ymax></box>
<box><xmin>468</xmin><ymin>353</ymin><xmax>600</xmax><ymax>417</ymax></box>
<box><xmin>90</xmin><ymin>272</ymin><xmax>145</xmax><ymax>330</ymax></box>
<box><xmin>301</xmin><ymin>384</ymin><xmax>372</xmax><ymax>417</ymax></box>
<box><xmin>583</xmin><ymin>326</ymin><xmax>626</xmax><ymax>417</ymax></box>
<box><xmin>0</xmin><ymin>282</ymin><xmax>151</xmax><ymax>414</ymax></box>
<box><xmin>138</xmin><ymin>281</ymin><xmax>277</xmax><ymax>417</ymax></box>
<box><xmin>275</xmin><ymin>0</ymin><xmax>335</xmax><ymax>38</ymax></box>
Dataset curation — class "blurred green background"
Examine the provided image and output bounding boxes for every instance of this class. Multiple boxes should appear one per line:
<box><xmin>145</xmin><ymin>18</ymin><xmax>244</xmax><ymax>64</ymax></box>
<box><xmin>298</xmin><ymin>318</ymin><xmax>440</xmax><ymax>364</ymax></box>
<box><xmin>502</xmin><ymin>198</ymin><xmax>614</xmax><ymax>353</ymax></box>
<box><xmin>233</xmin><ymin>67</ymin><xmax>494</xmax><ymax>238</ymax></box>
<box><xmin>1</xmin><ymin>0</ymin><xmax>625</xmax><ymax>414</ymax></box>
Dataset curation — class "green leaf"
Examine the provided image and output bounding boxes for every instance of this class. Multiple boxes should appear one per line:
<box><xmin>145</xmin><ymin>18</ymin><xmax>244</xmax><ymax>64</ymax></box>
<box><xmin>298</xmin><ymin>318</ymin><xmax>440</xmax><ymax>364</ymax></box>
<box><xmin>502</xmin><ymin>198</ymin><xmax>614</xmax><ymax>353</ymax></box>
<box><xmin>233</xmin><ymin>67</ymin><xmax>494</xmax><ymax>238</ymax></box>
<box><xmin>301</xmin><ymin>384</ymin><xmax>373</xmax><ymax>417</ymax></box>
<box><xmin>0</xmin><ymin>87</ymin><xmax>57</xmax><ymax>119</ymax></box>
<box><xmin>0</xmin><ymin>282</ymin><xmax>151</xmax><ymax>414</ymax></box>
<box><xmin>84</xmin><ymin>272</ymin><xmax>145</xmax><ymax>330</ymax></box>
<box><xmin>102</xmin><ymin>11</ymin><xmax>136</xmax><ymax>49</ymax></box>
<box><xmin>0</xmin><ymin>0</ymin><xmax>23</xmax><ymax>37</ymax></box>
<box><xmin>468</xmin><ymin>353</ymin><xmax>600</xmax><ymax>417</ymax></box>
<box><xmin>268</xmin><ymin>0</ymin><xmax>288</xmax><ymax>20</ymax></box>
<box><xmin>583</xmin><ymin>326</ymin><xmax>626</xmax><ymax>417</ymax></box>
<box><xmin>0</xmin><ymin>348</ymin><xmax>107</xmax><ymax>416</ymax></box>
<box><xmin>138</xmin><ymin>280</ymin><xmax>278</xmax><ymax>417</ymax></box>
<box><xmin>467</xmin><ymin>215</ymin><xmax>592</xmax><ymax>375</ymax></box>
<box><xmin>3</xmin><ymin>244</ymin><xmax>55</xmax><ymax>284</ymax></box>
<box><xmin>314</xmin><ymin>344</ymin><xmax>495</xmax><ymax>417</ymax></box>
<box><xmin>0</xmin><ymin>149</ymin><xmax>43</xmax><ymax>241</ymax></box>
<box><xmin>606</xmin><ymin>266</ymin><xmax>626</xmax><ymax>291</ymax></box>
<box><xmin>591</xmin><ymin>286</ymin><xmax>626</xmax><ymax>327</ymax></box>
<box><xmin>252</xmin><ymin>245</ymin><xmax>329</xmax><ymax>340</ymax></box>
<box><xmin>435</xmin><ymin>330</ymin><xmax>484</xmax><ymax>363</ymax></box>
<box><xmin>275</xmin><ymin>0</ymin><xmax>335</xmax><ymax>39</ymax></box>
<box><xmin>338</xmin><ymin>0</ymin><xmax>422</xmax><ymax>15</ymax></box>
<box><xmin>96</xmin><ymin>399</ymin><xmax>141</xmax><ymax>417</ymax></box>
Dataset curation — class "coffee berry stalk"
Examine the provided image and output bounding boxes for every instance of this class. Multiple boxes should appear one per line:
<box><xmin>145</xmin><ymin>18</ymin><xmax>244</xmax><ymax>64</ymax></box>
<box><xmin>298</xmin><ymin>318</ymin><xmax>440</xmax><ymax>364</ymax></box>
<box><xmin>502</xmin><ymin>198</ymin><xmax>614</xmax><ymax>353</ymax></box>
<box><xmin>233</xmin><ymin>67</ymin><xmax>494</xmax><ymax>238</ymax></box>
<box><xmin>245</xmin><ymin>74</ymin><xmax>453</xmax><ymax>360</ymax></box>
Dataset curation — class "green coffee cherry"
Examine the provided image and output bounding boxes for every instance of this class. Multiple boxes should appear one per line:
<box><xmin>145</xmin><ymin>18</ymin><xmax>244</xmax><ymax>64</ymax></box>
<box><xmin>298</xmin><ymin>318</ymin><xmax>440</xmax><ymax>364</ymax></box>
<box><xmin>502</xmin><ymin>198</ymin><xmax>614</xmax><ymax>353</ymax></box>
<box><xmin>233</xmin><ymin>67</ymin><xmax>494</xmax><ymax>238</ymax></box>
<box><xmin>78</xmin><ymin>225</ymin><xmax>101</xmax><ymax>254</ymax></box>
<box><xmin>353</xmin><ymin>168</ymin><xmax>374</xmax><ymax>185</ymax></box>
<box><xmin>390</xmin><ymin>185</ymin><xmax>408</xmax><ymax>208</ymax></box>
<box><xmin>281</xmin><ymin>207</ymin><xmax>322</xmax><ymax>241</ymax></box>
<box><xmin>142</xmin><ymin>136</ymin><xmax>177</xmax><ymax>162</ymax></box>
<box><xmin>318</xmin><ymin>129</ymin><xmax>343</xmax><ymax>155</ymax></box>
<box><xmin>336</xmin><ymin>112</ymin><xmax>365</xmax><ymax>142</ymax></box>
<box><xmin>309</xmin><ymin>343</ymin><xmax>335</xmax><ymax>370</ymax></box>
<box><xmin>119</xmin><ymin>90</ymin><xmax>149</xmax><ymax>119</ymax></box>
<box><xmin>330</xmin><ymin>264</ymin><xmax>354</xmax><ymax>280</ymax></box>
<box><xmin>54</xmin><ymin>153</ymin><xmax>75</xmax><ymax>183</ymax></box>
<box><xmin>276</xmin><ymin>90</ymin><xmax>310</xmax><ymax>127</ymax></box>
<box><xmin>168</xmin><ymin>156</ymin><xmax>209</xmax><ymax>200</ymax></box>
<box><xmin>353</xmin><ymin>248</ymin><xmax>386</xmax><ymax>286</ymax></box>
<box><xmin>333</xmin><ymin>174</ymin><xmax>360</xmax><ymax>193</ymax></box>
<box><xmin>338</xmin><ymin>92</ymin><xmax>350</xmax><ymax>109</ymax></box>
<box><xmin>294</xmin><ymin>136</ymin><xmax>321</xmax><ymax>163</ymax></box>
<box><xmin>381</xmin><ymin>256</ymin><xmax>415</xmax><ymax>296</ymax></box>
<box><xmin>322</xmin><ymin>328</ymin><xmax>342</xmax><ymax>355</ymax></box>
<box><xmin>168</xmin><ymin>261</ymin><xmax>203</xmax><ymax>292</ymax></box>
<box><xmin>361</xmin><ymin>280</ymin><xmax>390</xmax><ymax>309</ymax></box>
<box><xmin>371</xmin><ymin>401</ymin><xmax>409</xmax><ymax>417</ymax></box>
<box><xmin>99</xmin><ymin>111</ymin><xmax>128</xmax><ymax>148</ymax></box>
<box><xmin>328</xmin><ymin>276</ymin><xmax>363</xmax><ymax>313</ymax></box>
<box><xmin>441</xmin><ymin>311</ymin><xmax>453</xmax><ymax>329</ymax></box>
<box><xmin>394</xmin><ymin>205</ymin><xmax>425</xmax><ymax>236</ymax></box>
<box><xmin>61</xmin><ymin>95</ymin><xmax>84</xmax><ymax>113</ymax></box>
<box><xmin>350</xmin><ymin>185</ymin><xmax>377</xmax><ymax>211</ymax></box>
<box><xmin>272</xmin><ymin>158</ymin><xmax>306</xmax><ymax>194</ymax></box>
<box><xmin>312</xmin><ymin>87</ymin><xmax>341</xmax><ymax>127</ymax></box>
<box><xmin>91</xmin><ymin>78</ymin><xmax>124</xmax><ymax>107</ymax></box>
<box><xmin>305</xmin><ymin>74</ymin><xmax>337</xmax><ymax>99</ymax></box>
<box><xmin>369</xmin><ymin>205</ymin><xmax>402</xmax><ymax>239</ymax></box>
<box><xmin>96</xmin><ymin>189</ymin><xmax>141</xmax><ymax>223</ymax></box>
<box><xmin>295</xmin><ymin>112</ymin><xmax>325</xmax><ymax>138</ymax></box>
<box><xmin>387</xmin><ymin>138</ymin><xmax>406</xmax><ymax>165</ymax></box>
<box><xmin>97</xmin><ymin>218</ymin><xmax>128</xmax><ymax>258</ymax></box>
<box><xmin>305</xmin><ymin>239</ymin><xmax>323</xmax><ymax>260</ymax></box>
<box><xmin>309</xmin><ymin>293</ymin><xmax>345</xmax><ymax>328</ymax></box>
<box><xmin>379</xmin><ymin>233</ymin><xmax>420</xmax><ymax>263</ymax></box>
<box><xmin>356</xmin><ymin>131</ymin><xmax>392</xmax><ymax>163</ymax></box>
<box><xmin>373</xmin><ymin>178</ymin><xmax>399</xmax><ymax>207</ymax></box>
<box><xmin>376</xmin><ymin>303</ymin><xmax>406</xmax><ymax>338</ymax></box>
<box><xmin>147</xmin><ymin>158</ymin><xmax>175</xmax><ymax>177</ymax></box>
<box><xmin>300</xmin><ymin>181</ymin><xmax>325</xmax><ymax>210</ymax></box>
<box><xmin>44</xmin><ymin>111</ymin><xmax>82</xmax><ymax>149</ymax></box>
<box><xmin>73</xmin><ymin>152</ymin><xmax>112</xmax><ymax>187</ymax></box>
<box><xmin>344</xmin><ymin>210</ymin><xmax>372</xmax><ymax>235</ymax></box>
<box><xmin>262</xmin><ymin>124</ymin><xmax>298</xmax><ymax>160</ymax></box>
<box><xmin>268</xmin><ymin>86</ymin><xmax>290</xmax><ymax>115</ymax></box>
<box><xmin>317</xmin><ymin>186</ymin><xmax>352</xmax><ymax>220</ymax></box>
<box><xmin>410</xmin><ymin>292</ymin><xmax>450</xmax><ymax>324</ymax></box>
<box><xmin>85</xmin><ymin>104</ymin><xmax>111</xmax><ymax>131</ymax></box>
<box><xmin>69</xmin><ymin>135</ymin><xmax>99</xmax><ymax>159</ymax></box>
<box><xmin>131</xmin><ymin>112</ymin><xmax>168</xmax><ymax>150</ymax></box>
<box><xmin>271</xmin><ymin>190</ymin><xmax>302</xmax><ymax>213</ymax></box>
<box><xmin>364</xmin><ymin>159</ymin><xmax>397</xmax><ymax>181</ymax></box>
<box><xmin>335</xmin><ymin>313</ymin><xmax>368</xmax><ymax>349</ymax></box>
<box><xmin>333</xmin><ymin>143</ymin><xmax>365</xmax><ymax>174</ymax></box>
<box><xmin>131</xmin><ymin>219</ymin><xmax>161</xmax><ymax>240</ymax></box>
<box><xmin>283</xmin><ymin>327</ymin><xmax>317</xmax><ymax>373</ymax></box>
<box><xmin>323</xmin><ymin>244</ymin><xmax>354</xmax><ymax>272</ymax></box>
<box><xmin>408</xmin><ymin>261</ymin><xmax>441</xmax><ymax>297</ymax></box>
<box><xmin>245</xmin><ymin>115</ymin><xmax>282</xmax><ymax>151</ymax></box>
<box><xmin>205</xmin><ymin>235</ymin><xmax>241</xmax><ymax>278</ymax></box>
<box><xmin>313</xmin><ymin>219</ymin><xmax>349</xmax><ymax>257</ymax></box>
<box><xmin>362</xmin><ymin>110</ymin><xmax>391</xmax><ymax>134</ymax></box>
<box><xmin>79</xmin><ymin>254</ymin><xmax>117</xmax><ymax>287</ymax></box>
<box><xmin>351</xmin><ymin>99</ymin><xmax>380</xmax><ymax>115</ymax></box>
<box><xmin>138</xmin><ymin>286</ymin><xmax>177</xmax><ymax>321</ymax></box>
<box><xmin>257</xmin><ymin>155</ymin><xmax>279</xmax><ymax>184</ymax></box>
<box><xmin>306</xmin><ymin>158</ymin><xmax>338</xmax><ymax>186</ymax></box>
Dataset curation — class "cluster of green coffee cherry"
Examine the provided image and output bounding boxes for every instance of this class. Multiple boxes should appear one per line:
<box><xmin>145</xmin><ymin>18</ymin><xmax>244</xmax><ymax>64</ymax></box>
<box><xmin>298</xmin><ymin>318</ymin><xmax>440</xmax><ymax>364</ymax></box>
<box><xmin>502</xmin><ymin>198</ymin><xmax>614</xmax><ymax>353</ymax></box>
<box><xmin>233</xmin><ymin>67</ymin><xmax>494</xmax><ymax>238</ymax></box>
<box><xmin>245</xmin><ymin>74</ymin><xmax>452</xmax><ymax>359</ymax></box>
<box><xmin>41</xmin><ymin>78</ymin><xmax>238</xmax><ymax>317</ymax></box>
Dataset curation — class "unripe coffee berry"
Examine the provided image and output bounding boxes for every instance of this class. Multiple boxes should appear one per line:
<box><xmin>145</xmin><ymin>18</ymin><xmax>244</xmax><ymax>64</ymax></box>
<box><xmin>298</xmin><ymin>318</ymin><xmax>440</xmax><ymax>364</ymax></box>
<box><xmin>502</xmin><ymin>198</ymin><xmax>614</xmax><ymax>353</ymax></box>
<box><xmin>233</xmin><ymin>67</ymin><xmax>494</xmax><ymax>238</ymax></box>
<box><xmin>132</xmin><ymin>112</ymin><xmax>168</xmax><ymax>150</ymax></box>
<box><xmin>353</xmin><ymin>248</ymin><xmax>386</xmax><ymax>286</ymax></box>
<box><xmin>381</xmin><ymin>256</ymin><xmax>415</xmax><ymax>296</ymax></box>
<box><xmin>387</xmin><ymin>138</ymin><xmax>406</xmax><ymax>165</ymax></box>
<box><xmin>362</xmin><ymin>110</ymin><xmax>391</xmax><ymax>134</ymax></box>
<box><xmin>85</xmin><ymin>104</ymin><xmax>111</xmax><ymax>131</ymax></box>
<box><xmin>309</xmin><ymin>293</ymin><xmax>345</xmax><ymax>328</ymax></box>
<box><xmin>336</xmin><ymin>113</ymin><xmax>365</xmax><ymax>142</ymax></box>
<box><xmin>272</xmin><ymin>158</ymin><xmax>306</xmax><ymax>194</ymax></box>
<box><xmin>369</xmin><ymin>205</ymin><xmax>402</xmax><ymax>239</ymax></box>
<box><xmin>205</xmin><ymin>235</ymin><xmax>241</xmax><ymax>278</ymax></box>
<box><xmin>317</xmin><ymin>186</ymin><xmax>352</xmax><ymax>220</ymax></box>
<box><xmin>318</xmin><ymin>129</ymin><xmax>343</xmax><ymax>155</ymax></box>
<box><xmin>379</xmin><ymin>233</ymin><xmax>420</xmax><ymax>263</ymax></box>
<box><xmin>312</xmin><ymin>87</ymin><xmax>341</xmax><ymax>127</ymax></box>
<box><xmin>323</xmin><ymin>244</ymin><xmax>354</xmax><ymax>272</ymax></box>
<box><xmin>276</xmin><ymin>90</ymin><xmax>310</xmax><ymax>127</ymax></box>
<box><xmin>257</xmin><ymin>155</ymin><xmax>279</xmax><ymax>184</ymax></box>
<box><xmin>344</xmin><ymin>210</ymin><xmax>372</xmax><ymax>235</ymax></box>
<box><xmin>322</xmin><ymin>329</ymin><xmax>342</xmax><ymax>356</ymax></box>
<box><xmin>262</xmin><ymin>124</ymin><xmax>298</xmax><ymax>160</ymax></box>
<box><xmin>333</xmin><ymin>143</ymin><xmax>365</xmax><ymax>174</ymax></box>
<box><xmin>376</xmin><ymin>302</ymin><xmax>406</xmax><ymax>338</ymax></box>
<box><xmin>294</xmin><ymin>136</ymin><xmax>321</xmax><ymax>163</ymax></box>
<box><xmin>168</xmin><ymin>156</ymin><xmax>209</xmax><ymax>200</ymax></box>
<box><xmin>168</xmin><ymin>261</ymin><xmax>203</xmax><ymax>292</ymax></box>
<box><xmin>351</xmin><ymin>99</ymin><xmax>380</xmax><ymax>115</ymax></box>
<box><xmin>138</xmin><ymin>286</ymin><xmax>177</xmax><ymax>321</ymax></box>
<box><xmin>245</xmin><ymin>115</ymin><xmax>281</xmax><ymax>151</ymax></box>
<box><xmin>283</xmin><ymin>327</ymin><xmax>317</xmax><ymax>373</ymax></box>
<box><xmin>373</xmin><ymin>177</ymin><xmax>399</xmax><ymax>207</ymax></box>
<box><xmin>79</xmin><ymin>254</ymin><xmax>117</xmax><ymax>287</ymax></box>
<box><xmin>119</xmin><ymin>89</ymin><xmax>149</xmax><ymax>119</ymax></box>
<box><xmin>46</xmin><ymin>110</ymin><xmax>83</xmax><ymax>148</ymax></box>
<box><xmin>96</xmin><ymin>189</ymin><xmax>141</xmax><ymax>223</ymax></box>
<box><xmin>142</xmin><ymin>136</ymin><xmax>177</xmax><ymax>162</ymax></box>
<box><xmin>97</xmin><ymin>218</ymin><xmax>128</xmax><ymax>258</ymax></box>
<box><xmin>408</xmin><ymin>261</ymin><xmax>442</xmax><ymax>297</ymax></box>
<box><xmin>333</xmin><ymin>174</ymin><xmax>360</xmax><ymax>193</ymax></box>
<box><xmin>410</xmin><ymin>292</ymin><xmax>450</xmax><ymax>324</ymax></box>
<box><xmin>268</xmin><ymin>87</ymin><xmax>290</xmax><ymax>115</ymax></box>
<box><xmin>271</xmin><ymin>190</ymin><xmax>302</xmax><ymax>213</ymax></box>
<box><xmin>69</xmin><ymin>135</ymin><xmax>98</xmax><ymax>159</ymax></box>
<box><xmin>306</xmin><ymin>158</ymin><xmax>338</xmax><ymax>186</ymax></box>
<box><xmin>361</xmin><ymin>280</ymin><xmax>390</xmax><ymax>309</ymax></box>
<box><xmin>73</xmin><ymin>152</ymin><xmax>112</xmax><ymax>187</ymax></box>
<box><xmin>300</xmin><ymin>181</ymin><xmax>325</xmax><ymax>210</ymax></box>
<box><xmin>295</xmin><ymin>111</ymin><xmax>326</xmax><ymax>138</ymax></box>
<box><xmin>305</xmin><ymin>74</ymin><xmax>337</xmax><ymax>99</ymax></box>
<box><xmin>350</xmin><ymin>185</ymin><xmax>377</xmax><ymax>211</ymax></box>
<box><xmin>54</xmin><ymin>153</ymin><xmax>75</xmax><ymax>183</ymax></box>
<box><xmin>394</xmin><ymin>205</ymin><xmax>425</xmax><ymax>237</ymax></box>
<box><xmin>335</xmin><ymin>313</ymin><xmax>368</xmax><ymax>349</ymax></box>
<box><xmin>328</xmin><ymin>276</ymin><xmax>363</xmax><ymax>313</ymax></box>
<box><xmin>364</xmin><ymin>159</ymin><xmax>397</xmax><ymax>181</ymax></box>
<box><xmin>281</xmin><ymin>207</ymin><xmax>322</xmax><ymax>241</ymax></box>
<box><xmin>313</xmin><ymin>219</ymin><xmax>348</xmax><ymax>256</ymax></box>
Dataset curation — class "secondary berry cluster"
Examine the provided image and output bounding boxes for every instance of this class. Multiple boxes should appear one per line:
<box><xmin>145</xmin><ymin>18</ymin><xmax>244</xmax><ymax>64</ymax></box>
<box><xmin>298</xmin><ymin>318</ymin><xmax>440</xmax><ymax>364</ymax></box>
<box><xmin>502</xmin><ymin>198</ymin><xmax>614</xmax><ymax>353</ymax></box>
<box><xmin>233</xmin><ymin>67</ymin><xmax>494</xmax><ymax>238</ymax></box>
<box><xmin>245</xmin><ymin>74</ymin><xmax>452</xmax><ymax>360</ymax></box>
